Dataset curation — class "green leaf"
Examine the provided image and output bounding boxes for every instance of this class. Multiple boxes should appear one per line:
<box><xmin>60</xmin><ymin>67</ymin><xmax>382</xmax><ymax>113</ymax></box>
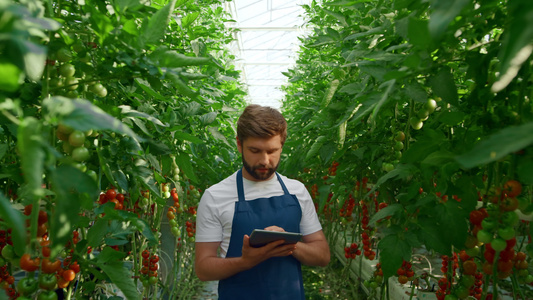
<box><xmin>517</xmin><ymin>160</ymin><xmax>533</xmax><ymax>185</ymax></box>
<box><xmin>322</xmin><ymin>8</ymin><xmax>347</xmax><ymax>26</ymax></box>
<box><xmin>430</xmin><ymin>67</ymin><xmax>458</xmax><ymax>106</ymax></box>
<box><xmin>371</xmin><ymin>79</ymin><xmax>395</xmax><ymax>122</ymax></box>
<box><xmin>43</xmin><ymin>96</ymin><xmax>142</xmax><ymax>142</ymax></box>
<box><xmin>175</xmin><ymin>152</ymin><xmax>199</xmax><ymax>183</ymax></box>
<box><xmin>49</xmin><ymin>165</ymin><xmax>99</xmax><ymax>258</ymax></box>
<box><xmin>181</xmin><ymin>11</ymin><xmax>199</xmax><ymax>28</ymax></box>
<box><xmin>87</xmin><ymin>218</ymin><xmax>108</xmax><ymax>248</ymax></box>
<box><xmin>98</xmin><ymin>261</ymin><xmax>141</xmax><ymax>300</ymax></box>
<box><xmin>0</xmin><ymin>58</ymin><xmax>22</xmax><ymax>92</ymax></box>
<box><xmin>88</xmin><ymin>9</ymin><xmax>115</xmax><ymax>45</ymax></box>
<box><xmin>174</xmin><ymin>131</ymin><xmax>204</xmax><ymax>144</ymax></box>
<box><xmin>0</xmin><ymin>192</ymin><xmax>26</xmax><ymax>257</ymax></box>
<box><xmin>367</xmin><ymin>164</ymin><xmax>419</xmax><ymax>195</ymax></box>
<box><xmin>421</xmin><ymin>150</ymin><xmax>454</xmax><ymax>167</ymax></box>
<box><xmin>305</xmin><ymin>136</ymin><xmax>327</xmax><ymax>161</ymax></box>
<box><xmin>407</xmin><ymin>18</ymin><xmax>431</xmax><ymax>48</ymax></box>
<box><xmin>131</xmin><ymin>218</ymin><xmax>157</xmax><ymax>245</ymax></box>
<box><xmin>97</xmin><ymin>246</ymin><xmax>126</xmax><ymax>264</ymax></box>
<box><xmin>456</xmin><ymin>122</ymin><xmax>533</xmax><ymax>168</ymax></box>
<box><xmin>199</xmin><ymin>112</ymin><xmax>217</xmax><ymax>125</ymax></box>
<box><xmin>134</xmin><ymin>78</ymin><xmax>168</xmax><ymax>102</ymax></box>
<box><xmin>378</xmin><ymin>234</ymin><xmax>411</xmax><ymax>279</ymax></box>
<box><xmin>140</xmin><ymin>0</ymin><xmax>177</xmax><ymax>46</ymax></box>
<box><xmin>369</xmin><ymin>203</ymin><xmax>402</xmax><ymax>224</ymax></box>
<box><xmin>152</xmin><ymin>50</ymin><xmax>212</xmax><ymax>68</ymax></box>
<box><xmin>428</xmin><ymin>0</ymin><xmax>470</xmax><ymax>39</ymax></box>
<box><xmin>492</xmin><ymin>0</ymin><xmax>533</xmax><ymax>92</ymax></box>
<box><xmin>119</xmin><ymin>105</ymin><xmax>167</xmax><ymax>127</ymax></box>
<box><xmin>17</xmin><ymin>117</ymin><xmax>45</xmax><ymax>200</ymax></box>
<box><xmin>318</xmin><ymin>184</ymin><xmax>331</xmax><ymax>214</ymax></box>
<box><xmin>0</xmin><ymin>143</ymin><xmax>7</xmax><ymax>160</ymax></box>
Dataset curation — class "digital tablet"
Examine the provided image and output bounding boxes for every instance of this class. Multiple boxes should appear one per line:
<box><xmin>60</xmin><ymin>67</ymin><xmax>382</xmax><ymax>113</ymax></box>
<box><xmin>249</xmin><ymin>229</ymin><xmax>303</xmax><ymax>248</ymax></box>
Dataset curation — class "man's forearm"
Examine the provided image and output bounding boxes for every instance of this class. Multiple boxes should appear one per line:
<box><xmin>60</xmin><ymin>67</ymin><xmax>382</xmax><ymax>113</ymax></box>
<box><xmin>292</xmin><ymin>238</ymin><xmax>330</xmax><ymax>267</ymax></box>
<box><xmin>195</xmin><ymin>256</ymin><xmax>251</xmax><ymax>281</ymax></box>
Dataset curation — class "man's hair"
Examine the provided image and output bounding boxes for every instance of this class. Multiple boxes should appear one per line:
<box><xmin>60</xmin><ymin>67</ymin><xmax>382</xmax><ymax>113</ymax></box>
<box><xmin>237</xmin><ymin>104</ymin><xmax>287</xmax><ymax>145</ymax></box>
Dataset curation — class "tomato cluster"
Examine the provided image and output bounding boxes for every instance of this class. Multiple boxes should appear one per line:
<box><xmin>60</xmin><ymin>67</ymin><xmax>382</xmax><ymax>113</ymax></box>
<box><xmin>328</xmin><ymin>161</ymin><xmax>339</xmax><ymax>176</ymax></box>
<box><xmin>48</xmin><ymin>47</ymin><xmax>108</xmax><ymax>99</ymax></box>
<box><xmin>363</xmin><ymin>263</ymin><xmax>383</xmax><ymax>291</ymax></box>
<box><xmin>99</xmin><ymin>188</ymin><xmax>126</xmax><ymax>210</ymax></box>
<box><xmin>396</xmin><ymin>260</ymin><xmax>414</xmax><ymax>284</ymax></box>
<box><xmin>0</xmin><ymin>230</ymin><xmax>15</xmax><ymax>298</ymax></box>
<box><xmin>140</xmin><ymin>250</ymin><xmax>159</xmax><ymax>287</ymax></box>
<box><xmin>360</xmin><ymin>200</ymin><xmax>376</xmax><ymax>261</ymax></box>
<box><xmin>436</xmin><ymin>254</ymin><xmax>459</xmax><ymax>300</ymax></box>
<box><xmin>344</xmin><ymin>242</ymin><xmax>361</xmax><ymax>259</ymax></box>
<box><xmin>339</xmin><ymin>194</ymin><xmax>355</xmax><ymax>220</ymax></box>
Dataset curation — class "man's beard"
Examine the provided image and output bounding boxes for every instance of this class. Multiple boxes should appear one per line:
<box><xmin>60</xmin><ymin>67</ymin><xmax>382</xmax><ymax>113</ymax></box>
<box><xmin>242</xmin><ymin>155</ymin><xmax>279</xmax><ymax>181</ymax></box>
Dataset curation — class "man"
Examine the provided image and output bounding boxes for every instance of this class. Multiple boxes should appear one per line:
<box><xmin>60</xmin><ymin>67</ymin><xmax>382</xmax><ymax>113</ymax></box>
<box><xmin>195</xmin><ymin>104</ymin><xmax>330</xmax><ymax>300</ymax></box>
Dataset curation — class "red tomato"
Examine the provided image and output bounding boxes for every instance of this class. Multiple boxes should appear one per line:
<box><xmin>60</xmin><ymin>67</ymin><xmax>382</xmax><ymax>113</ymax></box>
<box><xmin>62</xmin><ymin>269</ymin><xmax>76</xmax><ymax>282</ymax></box>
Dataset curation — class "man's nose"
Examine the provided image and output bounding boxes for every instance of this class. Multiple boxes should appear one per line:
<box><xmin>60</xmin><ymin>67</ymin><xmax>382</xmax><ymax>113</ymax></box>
<box><xmin>258</xmin><ymin>152</ymin><xmax>269</xmax><ymax>165</ymax></box>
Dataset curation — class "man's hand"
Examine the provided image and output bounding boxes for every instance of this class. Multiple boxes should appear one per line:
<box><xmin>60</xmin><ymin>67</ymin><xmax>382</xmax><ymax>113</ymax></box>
<box><xmin>240</xmin><ymin>234</ymin><xmax>296</xmax><ymax>269</ymax></box>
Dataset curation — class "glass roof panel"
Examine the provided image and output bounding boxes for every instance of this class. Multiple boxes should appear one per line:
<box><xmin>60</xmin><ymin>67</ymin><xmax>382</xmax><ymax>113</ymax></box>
<box><xmin>225</xmin><ymin>0</ymin><xmax>311</xmax><ymax>110</ymax></box>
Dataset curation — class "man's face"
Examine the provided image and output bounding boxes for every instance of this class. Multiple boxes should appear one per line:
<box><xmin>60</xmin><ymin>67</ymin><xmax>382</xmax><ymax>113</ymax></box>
<box><xmin>237</xmin><ymin>135</ymin><xmax>282</xmax><ymax>181</ymax></box>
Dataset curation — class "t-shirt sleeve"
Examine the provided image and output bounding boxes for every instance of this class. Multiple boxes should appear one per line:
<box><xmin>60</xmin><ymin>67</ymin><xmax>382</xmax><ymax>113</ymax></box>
<box><xmin>195</xmin><ymin>190</ymin><xmax>223</xmax><ymax>242</ymax></box>
<box><xmin>295</xmin><ymin>184</ymin><xmax>323</xmax><ymax>236</ymax></box>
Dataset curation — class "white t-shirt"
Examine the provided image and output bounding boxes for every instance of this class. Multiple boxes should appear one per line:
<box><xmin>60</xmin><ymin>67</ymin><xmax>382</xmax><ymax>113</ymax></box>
<box><xmin>195</xmin><ymin>171</ymin><xmax>323</xmax><ymax>257</ymax></box>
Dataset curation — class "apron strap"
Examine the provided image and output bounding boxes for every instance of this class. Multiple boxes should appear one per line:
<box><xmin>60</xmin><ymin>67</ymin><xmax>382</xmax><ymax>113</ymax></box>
<box><xmin>236</xmin><ymin>169</ymin><xmax>245</xmax><ymax>202</ymax></box>
<box><xmin>275</xmin><ymin>172</ymin><xmax>291</xmax><ymax>195</ymax></box>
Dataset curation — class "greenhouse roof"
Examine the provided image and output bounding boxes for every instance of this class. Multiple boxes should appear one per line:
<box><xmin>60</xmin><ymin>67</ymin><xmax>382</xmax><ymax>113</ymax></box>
<box><xmin>224</xmin><ymin>0</ymin><xmax>311</xmax><ymax>110</ymax></box>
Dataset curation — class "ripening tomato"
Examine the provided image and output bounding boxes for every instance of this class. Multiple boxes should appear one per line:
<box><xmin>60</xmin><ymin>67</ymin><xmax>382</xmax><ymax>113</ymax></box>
<box><xmin>20</xmin><ymin>254</ymin><xmax>40</xmax><ymax>272</ymax></box>
<box><xmin>462</xmin><ymin>260</ymin><xmax>477</xmax><ymax>275</ymax></box>
<box><xmin>62</xmin><ymin>269</ymin><xmax>75</xmax><ymax>282</ymax></box>
<box><xmin>503</xmin><ymin>180</ymin><xmax>522</xmax><ymax>197</ymax></box>
<box><xmin>106</xmin><ymin>188</ymin><xmax>117</xmax><ymax>200</ymax></box>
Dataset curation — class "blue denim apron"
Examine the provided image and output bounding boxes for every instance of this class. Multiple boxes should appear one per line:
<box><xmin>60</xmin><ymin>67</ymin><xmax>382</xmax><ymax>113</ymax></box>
<box><xmin>217</xmin><ymin>169</ymin><xmax>304</xmax><ymax>300</ymax></box>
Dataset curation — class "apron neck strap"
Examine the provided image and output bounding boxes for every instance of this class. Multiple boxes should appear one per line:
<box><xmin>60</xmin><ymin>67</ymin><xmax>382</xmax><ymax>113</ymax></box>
<box><xmin>236</xmin><ymin>169</ymin><xmax>290</xmax><ymax>202</ymax></box>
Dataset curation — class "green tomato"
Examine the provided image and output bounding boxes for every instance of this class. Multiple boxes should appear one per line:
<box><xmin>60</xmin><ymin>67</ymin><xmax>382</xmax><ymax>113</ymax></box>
<box><xmin>481</xmin><ymin>218</ymin><xmax>496</xmax><ymax>230</ymax></box>
<box><xmin>59</xmin><ymin>63</ymin><xmax>76</xmax><ymax>77</ymax></box>
<box><xmin>369</xmin><ymin>281</ymin><xmax>378</xmax><ymax>290</ymax></box>
<box><xmin>425</xmin><ymin>99</ymin><xmax>437</xmax><ymax>114</ymax></box>
<box><xmin>417</xmin><ymin>109</ymin><xmax>429</xmax><ymax>120</ymax></box>
<box><xmin>149</xmin><ymin>276</ymin><xmax>158</xmax><ymax>285</ymax></box>
<box><xmin>38</xmin><ymin>273</ymin><xmax>58</xmax><ymax>290</ymax></box>
<box><xmin>90</xmin><ymin>83</ymin><xmax>108</xmax><ymax>97</ymax></box>
<box><xmin>17</xmin><ymin>277</ymin><xmax>38</xmax><ymax>296</ymax></box>
<box><xmin>65</xmin><ymin>77</ymin><xmax>79</xmax><ymax>90</ymax></box>
<box><xmin>460</xmin><ymin>274</ymin><xmax>475</xmax><ymax>288</ymax></box>
<box><xmin>86</xmin><ymin>170</ymin><xmax>97</xmax><ymax>182</ymax></box>
<box><xmin>502</xmin><ymin>211</ymin><xmax>519</xmax><ymax>227</ymax></box>
<box><xmin>37</xmin><ymin>290</ymin><xmax>58</xmax><ymax>300</ymax></box>
<box><xmin>455</xmin><ymin>285</ymin><xmax>469</xmax><ymax>299</ymax></box>
<box><xmin>171</xmin><ymin>226</ymin><xmax>181</xmax><ymax>236</ymax></box>
<box><xmin>393</xmin><ymin>141</ymin><xmax>404</xmax><ymax>151</ymax></box>
<box><xmin>476</xmin><ymin>229</ymin><xmax>493</xmax><ymax>244</ymax></box>
<box><xmin>490</xmin><ymin>238</ymin><xmax>507</xmax><ymax>252</ymax></box>
<box><xmin>409</xmin><ymin>117</ymin><xmax>423</xmax><ymax>130</ymax></box>
<box><xmin>497</xmin><ymin>226</ymin><xmax>515</xmax><ymax>240</ymax></box>
<box><xmin>1</xmin><ymin>244</ymin><xmax>14</xmax><ymax>260</ymax></box>
<box><xmin>68</xmin><ymin>130</ymin><xmax>86</xmax><ymax>147</ymax></box>
<box><xmin>56</xmin><ymin>48</ymin><xmax>72</xmax><ymax>63</ymax></box>
<box><xmin>72</xmin><ymin>146</ymin><xmax>90</xmax><ymax>162</ymax></box>
<box><xmin>394</xmin><ymin>131</ymin><xmax>405</xmax><ymax>141</ymax></box>
<box><xmin>169</xmin><ymin>219</ymin><xmax>178</xmax><ymax>227</ymax></box>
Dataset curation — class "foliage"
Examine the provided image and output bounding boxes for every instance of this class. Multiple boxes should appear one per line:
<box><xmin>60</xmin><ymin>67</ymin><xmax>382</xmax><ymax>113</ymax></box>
<box><xmin>281</xmin><ymin>0</ymin><xmax>533</xmax><ymax>299</ymax></box>
<box><xmin>0</xmin><ymin>0</ymin><xmax>246</xmax><ymax>299</ymax></box>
